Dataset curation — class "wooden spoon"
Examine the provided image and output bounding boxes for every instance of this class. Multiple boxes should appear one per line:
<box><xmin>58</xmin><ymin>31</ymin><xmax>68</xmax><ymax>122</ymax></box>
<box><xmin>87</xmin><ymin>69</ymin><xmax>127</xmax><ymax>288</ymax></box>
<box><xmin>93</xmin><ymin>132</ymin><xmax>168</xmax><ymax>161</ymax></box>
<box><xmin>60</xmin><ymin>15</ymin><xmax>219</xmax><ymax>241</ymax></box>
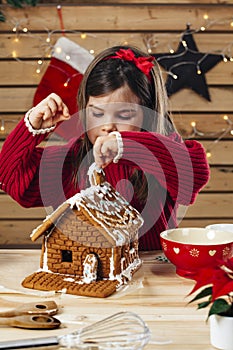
<box><xmin>0</xmin><ymin>300</ymin><xmax>59</xmax><ymax>317</ymax></box>
<box><xmin>0</xmin><ymin>314</ymin><xmax>61</xmax><ymax>329</ymax></box>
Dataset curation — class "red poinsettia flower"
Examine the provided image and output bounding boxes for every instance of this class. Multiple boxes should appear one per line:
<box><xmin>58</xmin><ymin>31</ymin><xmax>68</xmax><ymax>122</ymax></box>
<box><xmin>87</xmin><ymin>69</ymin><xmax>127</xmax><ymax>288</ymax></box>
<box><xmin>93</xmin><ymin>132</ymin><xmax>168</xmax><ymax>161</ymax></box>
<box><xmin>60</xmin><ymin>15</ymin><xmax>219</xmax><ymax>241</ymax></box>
<box><xmin>187</xmin><ymin>258</ymin><xmax>233</xmax><ymax>319</ymax></box>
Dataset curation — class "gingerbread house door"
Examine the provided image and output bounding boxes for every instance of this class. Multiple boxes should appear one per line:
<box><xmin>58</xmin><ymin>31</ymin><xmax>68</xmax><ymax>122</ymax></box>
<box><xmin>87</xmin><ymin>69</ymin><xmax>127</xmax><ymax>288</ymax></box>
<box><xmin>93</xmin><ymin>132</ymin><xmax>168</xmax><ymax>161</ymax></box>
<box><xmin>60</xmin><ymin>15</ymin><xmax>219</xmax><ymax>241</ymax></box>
<box><xmin>83</xmin><ymin>253</ymin><xmax>98</xmax><ymax>283</ymax></box>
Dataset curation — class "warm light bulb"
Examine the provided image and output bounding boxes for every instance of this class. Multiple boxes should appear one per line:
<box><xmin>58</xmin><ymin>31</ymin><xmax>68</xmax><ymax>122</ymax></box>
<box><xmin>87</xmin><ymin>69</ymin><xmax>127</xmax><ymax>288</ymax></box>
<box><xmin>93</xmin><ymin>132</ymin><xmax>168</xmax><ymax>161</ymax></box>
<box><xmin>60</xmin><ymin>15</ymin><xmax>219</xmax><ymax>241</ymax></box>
<box><xmin>223</xmin><ymin>115</ymin><xmax>229</xmax><ymax>120</ymax></box>
<box><xmin>191</xmin><ymin>121</ymin><xmax>196</xmax><ymax>127</ymax></box>
<box><xmin>81</xmin><ymin>33</ymin><xmax>87</xmax><ymax>39</ymax></box>
<box><xmin>206</xmin><ymin>151</ymin><xmax>211</xmax><ymax>158</ymax></box>
<box><xmin>0</xmin><ymin>122</ymin><xmax>4</xmax><ymax>131</ymax></box>
<box><xmin>169</xmin><ymin>49</ymin><xmax>175</xmax><ymax>54</ymax></box>
<box><xmin>64</xmin><ymin>81</ymin><xmax>68</xmax><ymax>87</ymax></box>
<box><xmin>182</xmin><ymin>40</ymin><xmax>187</xmax><ymax>47</ymax></box>
<box><xmin>90</xmin><ymin>49</ymin><xmax>94</xmax><ymax>54</ymax></box>
<box><xmin>230</xmin><ymin>57</ymin><xmax>233</xmax><ymax>62</ymax></box>
<box><xmin>173</xmin><ymin>74</ymin><xmax>178</xmax><ymax>79</ymax></box>
<box><xmin>36</xmin><ymin>68</ymin><xmax>41</xmax><ymax>74</ymax></box>
<box><xmin>223</xmin><ymin>57</ymin><xmax>228</xmax><ymax>62</ymax></box>
<box><xmin>200</xmin><ymin>26</ymin><xmax>206</xmax><ymax>31</ymax></box>
<box><xmin>230</xmin><ymin>130</ymin><xmax>233</xmax><ymax>136</ymax></box>
<box><xmin>66</xmin><ymin>55</ymin><xmax>70</xmax><ymax>60</ymax></box>
<box><xmin>147</xmin><ymin>48</ymin><xmax>152</xmax><ymax>53</ymax></box>
<box><xmin>22</xmin><ymin>27</ymin><xmax>28</xmax><ymax>33</ymax></box>
<box><xmin>46</xmin><ymin>37</ymin><xmax>51</xmax><ymax>43</ymax></box>
<box><xmin>12</xmin><ymin>27</ymin><xmax>17</xmax><ymax>32</ymax></box>
<box><xmin>230</xmin><ymin>21</ymin><xmax>233</xmax><ymax>27</ymax></box>
<box><xmin>197</xmin><ymin>69</ymin><xmax>202</xmax><ymax>75</ymax></box>
<box><xmin>12</xmin><ymin>51</ymin><xmax>17</xmax><ymax>58</ymax></box>
<box><xmin>55</xmin><ymin>46</ymin><xmax>62</xmax><ymax>54</ymax></box>
<box><xmin>37</xmin><ymin>60</ymin><xmax>43</xmax><ymax>65</ymax></box>
<box><xmin>203</xmin><ymin>14</ymin><xmax>209</xmax><ymax>20</ymax></box>
<box><xmin>14</xmin><ymin>37</ymin><xmax>19</xmax><ymax>43</ymax></box>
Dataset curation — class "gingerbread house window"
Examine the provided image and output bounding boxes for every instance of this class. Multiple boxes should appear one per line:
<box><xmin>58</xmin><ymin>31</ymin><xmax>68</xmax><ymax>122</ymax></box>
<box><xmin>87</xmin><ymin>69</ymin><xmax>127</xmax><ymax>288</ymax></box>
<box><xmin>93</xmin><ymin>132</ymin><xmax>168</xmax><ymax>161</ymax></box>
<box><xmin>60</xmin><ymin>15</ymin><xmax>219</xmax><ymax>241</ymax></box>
<box><xmin>61</xmin><ymin>249</ymin><xmax>73</xmax><ymax>262</ymax></box>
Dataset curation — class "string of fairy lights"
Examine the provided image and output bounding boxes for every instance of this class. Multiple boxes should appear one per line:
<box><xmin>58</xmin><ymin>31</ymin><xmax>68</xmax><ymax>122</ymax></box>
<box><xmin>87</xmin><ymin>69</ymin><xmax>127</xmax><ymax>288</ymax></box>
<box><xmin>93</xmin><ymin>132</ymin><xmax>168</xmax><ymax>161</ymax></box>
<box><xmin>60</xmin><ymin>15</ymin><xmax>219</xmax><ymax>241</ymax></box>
<box><xmin>0</xmin><ymin>7</ymin><xmax>233</xmax><ymax>160</ymax></box>
<box><xmin>189</xmin><ymin>116</ymin><xmax>233</xmax><ymax>159</ymax></box>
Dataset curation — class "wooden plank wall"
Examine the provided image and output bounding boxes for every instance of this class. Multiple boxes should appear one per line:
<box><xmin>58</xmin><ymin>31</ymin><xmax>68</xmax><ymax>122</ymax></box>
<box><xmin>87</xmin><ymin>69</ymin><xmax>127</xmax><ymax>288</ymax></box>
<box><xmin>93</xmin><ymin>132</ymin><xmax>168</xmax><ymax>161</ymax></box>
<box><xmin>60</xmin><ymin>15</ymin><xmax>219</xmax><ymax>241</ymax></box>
<box><xmin>0</xmin><ymin>0</ymin><xmax>232</xmax><ymax>248</ymax></box>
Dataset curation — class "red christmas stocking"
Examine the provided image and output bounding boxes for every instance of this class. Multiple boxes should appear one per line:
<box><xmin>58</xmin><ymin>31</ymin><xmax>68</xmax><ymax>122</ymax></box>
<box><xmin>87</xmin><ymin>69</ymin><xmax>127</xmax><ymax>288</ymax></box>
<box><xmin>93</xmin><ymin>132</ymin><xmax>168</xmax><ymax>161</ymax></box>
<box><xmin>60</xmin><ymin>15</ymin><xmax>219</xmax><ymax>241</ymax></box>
<box><xmin>33</xmin><ymin>37</ymin><xmax>94</xmax><ymax>139</ymax></box>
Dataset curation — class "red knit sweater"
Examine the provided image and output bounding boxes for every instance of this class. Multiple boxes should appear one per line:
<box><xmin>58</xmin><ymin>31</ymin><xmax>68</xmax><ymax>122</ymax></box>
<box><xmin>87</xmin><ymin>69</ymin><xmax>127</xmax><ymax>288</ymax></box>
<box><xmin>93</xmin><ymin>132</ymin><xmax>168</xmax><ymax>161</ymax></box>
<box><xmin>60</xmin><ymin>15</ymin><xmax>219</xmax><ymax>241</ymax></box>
<box><xmin>0</xmin><ymin>118</ymin><xmax>210</xmax><ymax>250</ymax></box>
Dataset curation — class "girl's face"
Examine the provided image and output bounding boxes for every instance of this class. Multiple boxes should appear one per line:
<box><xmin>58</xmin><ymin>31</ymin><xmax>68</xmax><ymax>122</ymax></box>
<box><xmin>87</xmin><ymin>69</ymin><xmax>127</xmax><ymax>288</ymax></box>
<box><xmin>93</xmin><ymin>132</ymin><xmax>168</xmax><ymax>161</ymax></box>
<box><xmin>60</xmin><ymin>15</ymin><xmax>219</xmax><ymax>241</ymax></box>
<box><xmin>86</xmin><ymin>85</ymin><xmax>144</xmax><ymax>145</ymax></box>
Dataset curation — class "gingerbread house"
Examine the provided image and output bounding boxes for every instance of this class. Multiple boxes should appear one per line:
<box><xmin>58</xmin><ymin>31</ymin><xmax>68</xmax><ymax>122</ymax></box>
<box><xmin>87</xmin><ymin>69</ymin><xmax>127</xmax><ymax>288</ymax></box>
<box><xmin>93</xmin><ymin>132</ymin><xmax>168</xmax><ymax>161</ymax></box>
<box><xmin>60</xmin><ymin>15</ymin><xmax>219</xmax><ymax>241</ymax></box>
<box><xmin>22</xmin><ymin>164</ymin><xmax>144</xmax><ymax>298</ymax></box>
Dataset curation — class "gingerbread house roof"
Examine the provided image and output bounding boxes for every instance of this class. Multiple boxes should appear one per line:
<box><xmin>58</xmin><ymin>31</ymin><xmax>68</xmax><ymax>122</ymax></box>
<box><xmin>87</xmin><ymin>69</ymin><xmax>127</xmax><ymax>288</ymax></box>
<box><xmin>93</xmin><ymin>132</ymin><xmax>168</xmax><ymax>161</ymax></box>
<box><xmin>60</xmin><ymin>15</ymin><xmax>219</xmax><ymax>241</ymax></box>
<box><xmin>30</xmin><ymin>164</ymin><xmax>144</xmax><ymax>246</ymax></box>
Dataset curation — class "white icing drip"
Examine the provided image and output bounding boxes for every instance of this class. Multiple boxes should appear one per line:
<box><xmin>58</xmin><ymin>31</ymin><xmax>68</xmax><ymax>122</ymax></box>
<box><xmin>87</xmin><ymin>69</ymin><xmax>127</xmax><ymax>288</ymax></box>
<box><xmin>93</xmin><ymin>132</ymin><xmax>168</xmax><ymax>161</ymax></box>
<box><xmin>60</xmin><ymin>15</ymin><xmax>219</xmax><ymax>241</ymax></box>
<box><xmin>115</xmin><ymin>274</ymin><xmax>124</xmax><ymax>285</ymax></box>
<box><xmin>108</xmin><ymin>248</ymin><xmax>115</xmax><ymax>280</ymax></box>
<box><xmin>121</xmin><ymin>258</ymin><xmax>142</xmax><ymax>281</ymax></box>
<box><xmin>63</xmin><ymin>277</ymin><xmax>84</xmax><ymax>285</ymax></box>
<box><xmin>63</xmin><ymin>277</ymin><xmax>75</xmax><ymax>282</ymax></box>
<box><xmin>87</xmin><ymin>162</ymin><xmax>104</xmax><ymax>186</ymax></box>
<box><xmin>82</xmin><ymin>254</ymin><xmax>98</xmax><ymax>284</ymax></box>
<box><xmin>67</xmin><ymin>193</ymin><xmax>82</xmax><ymax>209</ymax></box>
<box><xmin>43</xmin><ymin>236</ymin><xmax>49</xmax><ymax>271</ymax></box>
<box><xmin>37</xmin><ymin>267</ymin><xmax>53</xmax><ymax>273</ymax></box>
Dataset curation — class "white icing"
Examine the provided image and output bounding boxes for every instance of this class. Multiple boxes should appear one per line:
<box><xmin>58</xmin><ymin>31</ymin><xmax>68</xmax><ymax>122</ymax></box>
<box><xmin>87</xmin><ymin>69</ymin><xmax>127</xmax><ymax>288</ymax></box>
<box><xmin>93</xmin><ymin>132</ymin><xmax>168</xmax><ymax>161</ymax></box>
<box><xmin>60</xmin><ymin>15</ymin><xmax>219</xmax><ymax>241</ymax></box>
<box><xmin>120</xmin><ymin>258</ymin><xmax>142</xmax><ymax>282</ymax></box>
<box><xmin>108</xmin><ymin>248</ymin><xmax>115</xmax><ymax>280</ymax></box>
<box><xmin>115</xmin><ymin>274</ymin><xmax>124</xmax><ymax>286</ymax></box>
<box><xmin>87</xmin><ymin>162</ymin><xmax>104</xmax><ymax>186</ymax></box>
<box><xmin>66</xmin><ymin>181</ymin><xmax>143</xmax><ymax>246</ymax></box>
<box><xmin>43</xmin><ymin>236</ymin><xmax>49</xmax><ymax>271</ymax></box>
<box><xmin>82</xmin><ymin>254</ymin><xmax>98</xmax><ymax>284</ymax></box>
<box><xmin>64</xmin><ymin>277</ymin><xmax>75</xmax><ymax>282</ymax></box>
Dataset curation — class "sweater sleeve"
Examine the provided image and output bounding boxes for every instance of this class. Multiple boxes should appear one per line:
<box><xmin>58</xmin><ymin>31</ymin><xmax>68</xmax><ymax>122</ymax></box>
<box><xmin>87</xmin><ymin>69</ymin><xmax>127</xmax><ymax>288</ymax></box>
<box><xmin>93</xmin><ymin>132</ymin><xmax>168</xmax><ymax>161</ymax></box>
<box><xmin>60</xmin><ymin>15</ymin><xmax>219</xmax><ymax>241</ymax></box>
<box><xmin>120</xmin><ymin>131</ymin><xmax>210</xmax><ymax>205</ymax></box>
<box><xmin>0</xmin><ymin>118</ymin><xmax>50</xmax><ymax>207</ymax></box>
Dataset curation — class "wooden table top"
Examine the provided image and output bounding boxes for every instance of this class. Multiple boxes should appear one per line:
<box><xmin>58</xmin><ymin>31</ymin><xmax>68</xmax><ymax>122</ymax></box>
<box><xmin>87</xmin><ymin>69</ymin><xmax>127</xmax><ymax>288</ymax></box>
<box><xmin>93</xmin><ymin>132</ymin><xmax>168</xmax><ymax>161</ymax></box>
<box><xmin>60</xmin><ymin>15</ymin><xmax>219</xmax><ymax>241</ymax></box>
<box><xmin>0</xmin><ymin>249</ymin><xmax>214</xmax><ymax>349</ymax></box>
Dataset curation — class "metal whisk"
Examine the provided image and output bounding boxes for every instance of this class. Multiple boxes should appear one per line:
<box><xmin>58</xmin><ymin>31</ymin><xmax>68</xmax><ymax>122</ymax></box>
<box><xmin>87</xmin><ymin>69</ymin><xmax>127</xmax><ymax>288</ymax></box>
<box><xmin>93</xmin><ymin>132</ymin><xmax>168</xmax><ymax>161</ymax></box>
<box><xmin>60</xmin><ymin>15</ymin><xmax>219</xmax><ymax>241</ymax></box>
<box><xmin>0</xmin><ymin>311</ymin><xmax>151</xmax><ymax>350</ymax></box>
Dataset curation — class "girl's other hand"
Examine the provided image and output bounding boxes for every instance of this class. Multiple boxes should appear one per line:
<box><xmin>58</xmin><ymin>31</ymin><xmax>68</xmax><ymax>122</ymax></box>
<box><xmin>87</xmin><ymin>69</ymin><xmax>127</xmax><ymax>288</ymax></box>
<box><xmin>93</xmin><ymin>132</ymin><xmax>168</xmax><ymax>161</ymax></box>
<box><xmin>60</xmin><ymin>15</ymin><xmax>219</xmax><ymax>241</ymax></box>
<box><xmin>28</xmin><ymin>93</ymin><xmax>70</xmax><ymax>130</ymax></box>
<box><xmin>93</xmin><ymin>134</ymin><xmax>118</xmax><ymax>168</ymax></box>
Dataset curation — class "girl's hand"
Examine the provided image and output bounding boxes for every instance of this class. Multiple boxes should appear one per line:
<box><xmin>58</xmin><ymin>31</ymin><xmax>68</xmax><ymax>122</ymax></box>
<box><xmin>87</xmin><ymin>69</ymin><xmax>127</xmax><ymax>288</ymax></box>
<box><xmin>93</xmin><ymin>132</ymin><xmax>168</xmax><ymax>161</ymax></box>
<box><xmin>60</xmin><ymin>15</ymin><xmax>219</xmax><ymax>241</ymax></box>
<box><xmin>93</xmin><ymin>134</ymin><xmax>118</xmax><ymax>168</ymax></box>
<box><xmin>28</xmin><ymin>93</ymin><xmax>70</xmax><ymax>130</ymax></box>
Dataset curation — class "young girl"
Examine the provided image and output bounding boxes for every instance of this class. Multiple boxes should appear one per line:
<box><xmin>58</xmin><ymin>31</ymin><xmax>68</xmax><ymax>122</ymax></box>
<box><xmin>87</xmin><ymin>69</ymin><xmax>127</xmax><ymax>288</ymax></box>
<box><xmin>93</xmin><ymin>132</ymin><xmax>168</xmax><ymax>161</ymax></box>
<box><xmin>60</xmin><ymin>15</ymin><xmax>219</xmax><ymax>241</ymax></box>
<box><xmin>0</xmin><ymin>45</ymin><xmax>209</xmax><ymax>250</ymax></box>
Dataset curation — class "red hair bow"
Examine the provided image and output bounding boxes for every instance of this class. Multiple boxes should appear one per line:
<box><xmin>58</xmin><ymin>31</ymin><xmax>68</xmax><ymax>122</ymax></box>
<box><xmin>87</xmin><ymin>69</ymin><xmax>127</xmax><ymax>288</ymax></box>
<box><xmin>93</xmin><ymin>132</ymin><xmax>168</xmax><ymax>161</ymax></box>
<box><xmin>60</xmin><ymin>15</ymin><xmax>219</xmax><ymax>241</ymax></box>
<box><xmin>110</xmin><ymin>48</ymin><xmax>154</xmax><ymax>79</ymax></box>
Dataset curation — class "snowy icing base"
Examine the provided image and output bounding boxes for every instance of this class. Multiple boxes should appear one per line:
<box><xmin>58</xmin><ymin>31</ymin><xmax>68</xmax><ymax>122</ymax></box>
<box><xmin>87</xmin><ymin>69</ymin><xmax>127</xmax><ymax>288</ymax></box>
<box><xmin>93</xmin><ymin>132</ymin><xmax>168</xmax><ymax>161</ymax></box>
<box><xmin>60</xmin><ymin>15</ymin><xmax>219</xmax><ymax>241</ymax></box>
<box><xmin>38</xmin><ymin>254</ymin><xmax>142</xmax><ymax>288</ymax></box>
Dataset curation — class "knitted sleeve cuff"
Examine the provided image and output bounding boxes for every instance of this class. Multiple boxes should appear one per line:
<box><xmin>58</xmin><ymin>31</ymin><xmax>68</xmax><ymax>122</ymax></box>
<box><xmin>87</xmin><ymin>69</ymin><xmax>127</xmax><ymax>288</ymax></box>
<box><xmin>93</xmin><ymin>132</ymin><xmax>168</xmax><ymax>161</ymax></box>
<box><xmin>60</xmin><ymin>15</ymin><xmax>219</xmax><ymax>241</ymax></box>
<box><xmin>24</xmin><ymin>108</ymin><xmax>56</xmax><ymax>136</ymax></box>
<box><xmin>109</xmin><ymin>131</ymin><xmax>124</xmax><ymax>163</ymax></box>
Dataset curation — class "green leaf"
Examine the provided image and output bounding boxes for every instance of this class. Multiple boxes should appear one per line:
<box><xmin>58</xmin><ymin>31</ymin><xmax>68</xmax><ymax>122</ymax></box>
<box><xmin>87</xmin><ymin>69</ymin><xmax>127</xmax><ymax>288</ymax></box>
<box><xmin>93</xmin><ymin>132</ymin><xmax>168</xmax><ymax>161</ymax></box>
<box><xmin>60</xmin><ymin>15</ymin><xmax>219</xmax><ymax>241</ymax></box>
<box><xmin>6</xmin><ymin>0</ymin><xmax>38</xmax><ymax>7</ymax></box>
<box><xmin>0</xmin><ymin>11</ymin><xmax>6</xmax><ymax>22</ymax></box>
<box><xmin>197</xmin><ymin>301</ymin><xmax>211</xmax><ymax>310</ymax></box>
<box><xmin>189</xmin><ymin>286</ymin><xmax>212</xmax><ymax>304</ymax></box>
<box><xmin>208</xmin><ymin>299</ymin><xmax>231</xmax><ymax>318</ymax></box>
<box><xmin>7</xmin><ymin>0</ymin><xmax>23</xmax><ymax>8</ymax></box>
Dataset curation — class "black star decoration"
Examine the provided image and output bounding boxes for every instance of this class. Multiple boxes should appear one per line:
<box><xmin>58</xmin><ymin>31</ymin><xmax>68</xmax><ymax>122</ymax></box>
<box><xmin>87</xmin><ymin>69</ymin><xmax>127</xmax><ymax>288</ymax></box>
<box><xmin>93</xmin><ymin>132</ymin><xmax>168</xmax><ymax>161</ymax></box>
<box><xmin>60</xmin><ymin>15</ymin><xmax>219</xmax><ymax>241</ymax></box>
<box><xmin>153</xmin><ymin>25</ymin><xmax>224</xmax><ymax>101</ymax></box>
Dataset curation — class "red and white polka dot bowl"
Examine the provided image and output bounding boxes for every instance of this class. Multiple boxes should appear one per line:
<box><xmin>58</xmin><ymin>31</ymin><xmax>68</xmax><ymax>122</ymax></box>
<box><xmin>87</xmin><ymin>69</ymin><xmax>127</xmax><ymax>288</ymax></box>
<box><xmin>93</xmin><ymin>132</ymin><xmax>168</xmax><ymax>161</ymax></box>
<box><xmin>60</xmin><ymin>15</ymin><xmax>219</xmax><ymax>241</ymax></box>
<box><xmin>160</xmin><ymin>227</ymin><xmax>233</xmax><ymax>279</ymax></box>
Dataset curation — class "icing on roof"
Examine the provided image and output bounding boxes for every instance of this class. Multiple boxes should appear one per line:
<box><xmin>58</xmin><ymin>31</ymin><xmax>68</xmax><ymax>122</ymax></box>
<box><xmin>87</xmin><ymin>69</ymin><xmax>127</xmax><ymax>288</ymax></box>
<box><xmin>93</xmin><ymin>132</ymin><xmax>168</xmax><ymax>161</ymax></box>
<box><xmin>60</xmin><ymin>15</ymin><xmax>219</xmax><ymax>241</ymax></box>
<box><xmin>67</xmin><ymin>181</ymin><xmax>143</xmax><ymax>245</ymax></box>
<box><xmin>30</xmin><ymin>163</ymin><xmax>144</xmax><ymax>245</ymax></box>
